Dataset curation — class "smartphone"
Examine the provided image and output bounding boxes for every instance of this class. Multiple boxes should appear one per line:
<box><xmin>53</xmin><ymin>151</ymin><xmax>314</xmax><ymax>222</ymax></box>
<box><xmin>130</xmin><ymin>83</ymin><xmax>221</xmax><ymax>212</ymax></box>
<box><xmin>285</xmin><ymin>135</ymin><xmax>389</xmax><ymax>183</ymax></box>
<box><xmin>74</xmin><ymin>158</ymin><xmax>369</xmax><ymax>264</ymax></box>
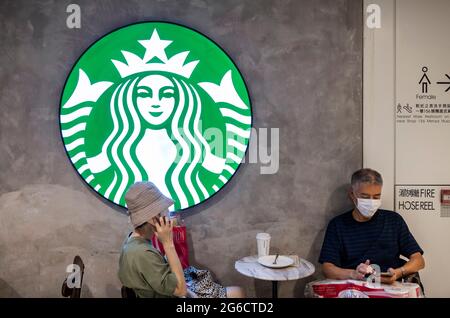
<box><xmin>380</xmin><ymin>271</ymin><xmax>393</xmax><ymax>277</ymax></box>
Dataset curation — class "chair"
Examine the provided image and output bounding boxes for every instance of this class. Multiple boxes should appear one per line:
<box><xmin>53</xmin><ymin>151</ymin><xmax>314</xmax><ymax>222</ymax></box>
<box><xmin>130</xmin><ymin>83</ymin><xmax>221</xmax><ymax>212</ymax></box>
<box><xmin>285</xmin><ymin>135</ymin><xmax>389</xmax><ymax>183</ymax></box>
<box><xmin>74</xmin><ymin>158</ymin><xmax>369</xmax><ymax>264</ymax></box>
<box><xmin>61</xmin><ymin>255</ymin><xmax>85</xmax><ymax>298</ymax></box>
<box><xmin>121</xmin><ymin>286</ymin><xmax>137</xmax><ymax>298</ymax></box>
<box><xmin>402</xmin><ymin>272</ymin><xmax>425</xmax><ymax>296</ymax></box>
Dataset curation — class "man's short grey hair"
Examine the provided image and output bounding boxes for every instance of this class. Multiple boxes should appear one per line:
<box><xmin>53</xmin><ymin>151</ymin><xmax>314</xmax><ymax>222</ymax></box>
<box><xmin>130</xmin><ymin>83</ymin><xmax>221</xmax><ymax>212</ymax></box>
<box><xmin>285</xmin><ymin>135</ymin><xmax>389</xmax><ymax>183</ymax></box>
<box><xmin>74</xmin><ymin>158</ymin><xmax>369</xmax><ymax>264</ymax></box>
<box><xmin>351</xmin><ymin>168</ymin><xmax>383</xmax><ymax>189</ymax></box>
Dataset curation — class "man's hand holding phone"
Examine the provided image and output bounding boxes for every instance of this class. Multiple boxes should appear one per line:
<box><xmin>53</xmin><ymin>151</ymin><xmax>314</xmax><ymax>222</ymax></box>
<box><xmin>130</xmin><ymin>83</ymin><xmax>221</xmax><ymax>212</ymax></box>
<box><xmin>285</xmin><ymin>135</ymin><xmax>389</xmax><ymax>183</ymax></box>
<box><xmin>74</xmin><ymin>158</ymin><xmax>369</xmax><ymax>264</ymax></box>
<box><xmin>380</xmin><ymin>267</ymin><xmax>400</xmax><ymax>284</ymax></box>
<box><xmin>381</xmin><ymin>271</ymin><xmax>394</xmax><ymax>277</ymax></box>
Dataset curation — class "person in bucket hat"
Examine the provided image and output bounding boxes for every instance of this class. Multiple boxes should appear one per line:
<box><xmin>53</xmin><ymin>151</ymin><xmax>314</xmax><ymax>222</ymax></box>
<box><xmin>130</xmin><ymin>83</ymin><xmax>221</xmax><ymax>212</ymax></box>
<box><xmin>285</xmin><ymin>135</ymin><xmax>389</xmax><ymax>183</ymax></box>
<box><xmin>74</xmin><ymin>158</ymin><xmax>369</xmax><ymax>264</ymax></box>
<box><xmin>118</xmin><ymin>181</ymin><xmax>187</xmax><ymax>298</ymax></box>
<box><xmin>125</xmin><ymin>181</ymin><xmax>174</xmax><ymax>229</ymax></box>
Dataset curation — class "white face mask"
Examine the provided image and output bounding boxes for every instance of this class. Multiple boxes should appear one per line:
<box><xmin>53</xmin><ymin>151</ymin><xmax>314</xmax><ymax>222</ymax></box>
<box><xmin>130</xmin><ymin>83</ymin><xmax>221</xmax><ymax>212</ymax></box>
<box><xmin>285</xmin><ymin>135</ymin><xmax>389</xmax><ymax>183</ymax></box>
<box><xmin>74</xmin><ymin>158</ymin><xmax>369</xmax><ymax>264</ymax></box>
<box><xmin>356</xmin><ymin>198</ymin><xmax>382</xmax><ymax>218</ymax></box>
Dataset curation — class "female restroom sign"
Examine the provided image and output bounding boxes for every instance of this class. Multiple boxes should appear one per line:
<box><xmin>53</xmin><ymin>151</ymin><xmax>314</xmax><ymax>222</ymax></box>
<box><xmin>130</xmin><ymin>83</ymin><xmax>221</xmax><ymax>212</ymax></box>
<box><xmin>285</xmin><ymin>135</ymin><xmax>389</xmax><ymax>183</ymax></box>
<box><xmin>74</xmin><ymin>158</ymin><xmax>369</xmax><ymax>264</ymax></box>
<box><xmin>59</xmin><ymin>22</ymin><xmax>252</xmax><ymax>210</ymax></box>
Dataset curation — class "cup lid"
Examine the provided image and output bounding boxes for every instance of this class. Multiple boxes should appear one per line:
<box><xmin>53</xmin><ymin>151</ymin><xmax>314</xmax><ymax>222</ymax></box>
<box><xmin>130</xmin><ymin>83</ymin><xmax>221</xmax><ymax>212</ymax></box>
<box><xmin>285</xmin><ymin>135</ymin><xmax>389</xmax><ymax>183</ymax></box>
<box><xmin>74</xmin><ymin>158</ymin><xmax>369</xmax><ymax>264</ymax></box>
<box><xmin>256</xmin><ymin>233</ymin><xmax>271</xmax><ymax>239</ymax></box>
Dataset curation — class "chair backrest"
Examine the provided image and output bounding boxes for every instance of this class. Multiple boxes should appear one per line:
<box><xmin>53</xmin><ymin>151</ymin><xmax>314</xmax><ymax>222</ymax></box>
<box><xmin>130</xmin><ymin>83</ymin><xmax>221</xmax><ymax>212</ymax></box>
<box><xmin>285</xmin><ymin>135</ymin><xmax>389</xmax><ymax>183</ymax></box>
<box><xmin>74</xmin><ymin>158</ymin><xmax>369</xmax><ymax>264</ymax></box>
<box><xmin>121</xmin><ymin>286</ymin><xmax>137</xmax><ymax>298</ymax></box>
<box><xmin>61</xmin><ymin>255</ymin><xmax>85</xmax><ymax>298</ymax></box>
<box><xmin>403</xmin><ymin>272</ymin><xmax>425</xmax><ymax>296</ymax></box>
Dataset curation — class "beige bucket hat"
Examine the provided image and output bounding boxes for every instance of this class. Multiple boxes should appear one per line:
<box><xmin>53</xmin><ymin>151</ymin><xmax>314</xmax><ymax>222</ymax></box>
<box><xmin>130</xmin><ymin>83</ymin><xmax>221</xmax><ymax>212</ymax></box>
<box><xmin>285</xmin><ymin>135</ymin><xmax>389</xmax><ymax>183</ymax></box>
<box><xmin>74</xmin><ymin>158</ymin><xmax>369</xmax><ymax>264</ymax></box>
<box><xmin>125</xmin><ymin>181</ymin><xmax>174</xmax><ymax>228</ymax></box>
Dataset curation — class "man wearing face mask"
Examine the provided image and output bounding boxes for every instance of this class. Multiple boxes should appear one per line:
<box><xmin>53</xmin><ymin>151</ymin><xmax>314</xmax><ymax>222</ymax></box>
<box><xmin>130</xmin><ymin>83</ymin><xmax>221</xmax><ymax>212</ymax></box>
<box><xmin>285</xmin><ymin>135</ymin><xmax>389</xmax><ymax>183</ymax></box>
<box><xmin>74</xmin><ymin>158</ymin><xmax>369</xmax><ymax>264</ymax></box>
<box><xmin>318</xmin><ymin>168</ymin><xmax>425</xmax><ymax>285</ymax></box>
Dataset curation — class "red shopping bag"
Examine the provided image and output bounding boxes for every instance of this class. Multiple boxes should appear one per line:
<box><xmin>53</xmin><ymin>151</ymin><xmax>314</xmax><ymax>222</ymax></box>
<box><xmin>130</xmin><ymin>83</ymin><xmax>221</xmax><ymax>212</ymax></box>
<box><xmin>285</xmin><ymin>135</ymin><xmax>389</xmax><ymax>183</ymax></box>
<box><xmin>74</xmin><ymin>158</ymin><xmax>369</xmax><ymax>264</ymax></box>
<box><xmin>151</xmin><ymin>225</ymin><xmax>189</xmax><ymax>269</ymax></box>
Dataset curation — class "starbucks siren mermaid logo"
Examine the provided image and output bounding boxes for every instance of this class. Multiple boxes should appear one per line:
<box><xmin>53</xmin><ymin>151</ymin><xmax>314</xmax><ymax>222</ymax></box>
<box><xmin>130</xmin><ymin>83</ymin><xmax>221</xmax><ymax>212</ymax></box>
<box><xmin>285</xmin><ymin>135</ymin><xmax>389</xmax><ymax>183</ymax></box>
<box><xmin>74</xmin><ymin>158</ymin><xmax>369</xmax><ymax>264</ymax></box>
<box><xmin>60</xmin><ymin>23</ymin><xmax>251</xmax><ymax>211</ymax></box>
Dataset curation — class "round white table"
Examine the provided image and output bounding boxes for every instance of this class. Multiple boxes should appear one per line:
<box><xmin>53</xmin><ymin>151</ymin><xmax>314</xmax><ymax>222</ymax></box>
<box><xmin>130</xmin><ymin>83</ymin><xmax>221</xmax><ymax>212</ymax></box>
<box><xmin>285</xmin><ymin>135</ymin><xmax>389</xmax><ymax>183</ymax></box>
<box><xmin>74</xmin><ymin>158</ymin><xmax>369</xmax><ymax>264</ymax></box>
<box><xmin>235</xmin><ymin>255</ymin><xmax>315</xmax><ymax>298</ymax></box>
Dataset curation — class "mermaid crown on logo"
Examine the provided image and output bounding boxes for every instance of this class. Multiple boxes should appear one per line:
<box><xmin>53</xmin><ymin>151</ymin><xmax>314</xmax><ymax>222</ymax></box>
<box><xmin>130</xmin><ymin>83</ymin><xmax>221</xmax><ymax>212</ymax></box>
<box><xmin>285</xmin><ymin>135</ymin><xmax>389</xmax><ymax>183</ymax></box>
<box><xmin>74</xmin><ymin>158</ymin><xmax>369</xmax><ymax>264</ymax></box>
<box><xmin>111</xmin><ymin>29</ymin><xmax>199</xmax><ymax>79</ymax></box>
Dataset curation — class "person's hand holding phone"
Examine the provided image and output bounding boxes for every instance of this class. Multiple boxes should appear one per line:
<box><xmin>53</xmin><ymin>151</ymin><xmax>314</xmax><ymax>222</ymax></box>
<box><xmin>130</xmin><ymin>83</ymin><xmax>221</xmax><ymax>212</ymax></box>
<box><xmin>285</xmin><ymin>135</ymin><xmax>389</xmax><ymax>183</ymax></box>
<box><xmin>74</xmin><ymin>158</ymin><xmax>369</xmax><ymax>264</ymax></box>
<box><xmin>380</xmin><ymin>268</ymin><xmax>400</xmax><ymax>284</ymax></box>
<box><xmin>154</xmin><ymin>216</ymin><xmax>174</xmax><ymax>246</ymax></box>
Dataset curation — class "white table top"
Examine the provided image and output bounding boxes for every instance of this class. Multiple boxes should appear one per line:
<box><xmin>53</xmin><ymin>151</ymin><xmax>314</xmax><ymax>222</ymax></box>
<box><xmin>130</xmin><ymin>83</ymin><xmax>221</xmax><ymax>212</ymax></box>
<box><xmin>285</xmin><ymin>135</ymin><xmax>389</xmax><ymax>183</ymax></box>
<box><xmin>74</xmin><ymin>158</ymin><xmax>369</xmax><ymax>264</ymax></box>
<box><xmin>235</xmin><ymin>255</ymin><xmax>315</xmax><ymax>281</ymax></box>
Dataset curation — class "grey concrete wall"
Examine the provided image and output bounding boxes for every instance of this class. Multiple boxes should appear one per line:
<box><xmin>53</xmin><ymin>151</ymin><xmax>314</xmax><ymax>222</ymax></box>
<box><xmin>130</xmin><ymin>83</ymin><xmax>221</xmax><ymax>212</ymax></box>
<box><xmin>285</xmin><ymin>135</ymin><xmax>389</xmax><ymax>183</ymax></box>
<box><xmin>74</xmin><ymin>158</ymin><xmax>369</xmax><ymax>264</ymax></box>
<box><xmin>0</xmin><ymin>0</ymin><xmax>362</xmax><ymax>297</ymax></box>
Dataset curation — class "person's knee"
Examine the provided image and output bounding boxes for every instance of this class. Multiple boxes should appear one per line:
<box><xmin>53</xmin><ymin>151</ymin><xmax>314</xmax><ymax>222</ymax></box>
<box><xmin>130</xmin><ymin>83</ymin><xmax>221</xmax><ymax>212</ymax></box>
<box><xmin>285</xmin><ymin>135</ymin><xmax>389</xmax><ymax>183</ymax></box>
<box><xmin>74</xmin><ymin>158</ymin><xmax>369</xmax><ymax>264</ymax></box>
<box><xmin>226</xmin><ymin>286</ymin><xmax>245</xmax><ymax>298</ymax></box>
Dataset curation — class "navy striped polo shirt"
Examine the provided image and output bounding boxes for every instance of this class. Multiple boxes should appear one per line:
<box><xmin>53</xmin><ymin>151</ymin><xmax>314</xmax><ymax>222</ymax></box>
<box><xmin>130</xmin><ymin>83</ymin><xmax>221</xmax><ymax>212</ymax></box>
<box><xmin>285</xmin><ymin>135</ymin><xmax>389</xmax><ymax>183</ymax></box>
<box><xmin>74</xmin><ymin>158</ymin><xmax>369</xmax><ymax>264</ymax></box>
<box><xmin>319</xmin><ymin>209</ymin><xmax>423</xmax><ymax>272</ymax></box>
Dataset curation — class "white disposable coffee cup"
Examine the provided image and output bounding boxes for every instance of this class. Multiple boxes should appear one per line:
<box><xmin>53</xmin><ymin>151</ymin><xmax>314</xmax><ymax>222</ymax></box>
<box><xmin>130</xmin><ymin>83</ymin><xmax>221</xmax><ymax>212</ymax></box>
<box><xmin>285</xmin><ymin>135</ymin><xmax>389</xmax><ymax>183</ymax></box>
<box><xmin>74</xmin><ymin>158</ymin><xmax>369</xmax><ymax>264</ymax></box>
<box><xmin>256</xmin><ymin>233</ymin><xmax>271</xmax><ymax>258</ymax></box>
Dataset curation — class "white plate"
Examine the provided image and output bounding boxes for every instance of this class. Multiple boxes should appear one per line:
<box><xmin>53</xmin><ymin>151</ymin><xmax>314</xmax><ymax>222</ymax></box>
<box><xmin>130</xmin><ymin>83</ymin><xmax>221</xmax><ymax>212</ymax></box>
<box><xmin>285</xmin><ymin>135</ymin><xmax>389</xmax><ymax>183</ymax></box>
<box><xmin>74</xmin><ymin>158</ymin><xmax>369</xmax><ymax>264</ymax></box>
<box><xmin>258</xmin><ymin>255</ymin><xmax>294</xmax><ymax>268</ymax></box>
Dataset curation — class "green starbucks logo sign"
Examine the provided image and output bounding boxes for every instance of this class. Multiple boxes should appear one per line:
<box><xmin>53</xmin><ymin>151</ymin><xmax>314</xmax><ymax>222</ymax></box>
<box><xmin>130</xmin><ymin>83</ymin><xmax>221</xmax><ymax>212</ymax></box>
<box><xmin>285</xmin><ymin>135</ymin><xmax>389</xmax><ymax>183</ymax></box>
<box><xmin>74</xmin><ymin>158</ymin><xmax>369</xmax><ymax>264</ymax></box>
<box><xmin>60</xmin><ymin>22</ymin><xmax>252</xmax><ymax>211</ymax></box>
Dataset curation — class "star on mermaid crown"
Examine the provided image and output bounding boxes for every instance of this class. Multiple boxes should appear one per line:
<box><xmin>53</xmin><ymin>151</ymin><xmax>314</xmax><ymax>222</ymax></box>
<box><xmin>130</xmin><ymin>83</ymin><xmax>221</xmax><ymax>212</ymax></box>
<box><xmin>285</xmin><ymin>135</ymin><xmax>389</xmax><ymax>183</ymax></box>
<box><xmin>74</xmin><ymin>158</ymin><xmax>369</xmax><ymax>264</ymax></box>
<box><xmin>111</xmin><ymin>29</ymin><xmax>199</xmax><ymax>79</ymax></box>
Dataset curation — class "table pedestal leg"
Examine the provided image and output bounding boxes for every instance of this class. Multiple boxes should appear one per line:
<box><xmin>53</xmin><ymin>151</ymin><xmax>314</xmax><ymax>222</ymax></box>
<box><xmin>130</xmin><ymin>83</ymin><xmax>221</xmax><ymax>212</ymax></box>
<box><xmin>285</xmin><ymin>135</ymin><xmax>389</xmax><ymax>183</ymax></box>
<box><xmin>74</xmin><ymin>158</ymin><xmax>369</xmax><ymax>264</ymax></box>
<box><xmin>272</xmin><ymin>281</ymin><xmax>278</xmax><ymax>298</ymax></box>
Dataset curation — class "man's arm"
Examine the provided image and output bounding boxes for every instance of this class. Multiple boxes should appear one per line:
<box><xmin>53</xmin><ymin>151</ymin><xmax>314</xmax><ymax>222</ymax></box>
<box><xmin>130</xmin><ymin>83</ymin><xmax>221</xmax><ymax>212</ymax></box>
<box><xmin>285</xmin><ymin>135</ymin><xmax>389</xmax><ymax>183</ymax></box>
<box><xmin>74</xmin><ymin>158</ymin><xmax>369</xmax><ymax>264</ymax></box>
<box><xmin>381</xmin><ymin>215</ymin><xmax>426</xmax><ymax>284</ymax></box>
<box><xmin>323</xmin><ymin>260</ymin><xmax>373</xmax><ymax>280</ymax></box>
<box><xmin>155</xmin><ymin>217</ymin><xmax>187</xmax><ymax>297</ymax></box>
<box><xmin>400</xmin><ymin>252</ymin><xmax>426</xmax><ymax>276</ymax></box>
<box><xmin>382</xmin><ymin>252</ymin><xmax>425</xmax><ymax>284</ymax></box>
<box><xmin>323</xmin><ymin>262</ymin><xmax>358</xmax><ymax>280</ymax></box>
